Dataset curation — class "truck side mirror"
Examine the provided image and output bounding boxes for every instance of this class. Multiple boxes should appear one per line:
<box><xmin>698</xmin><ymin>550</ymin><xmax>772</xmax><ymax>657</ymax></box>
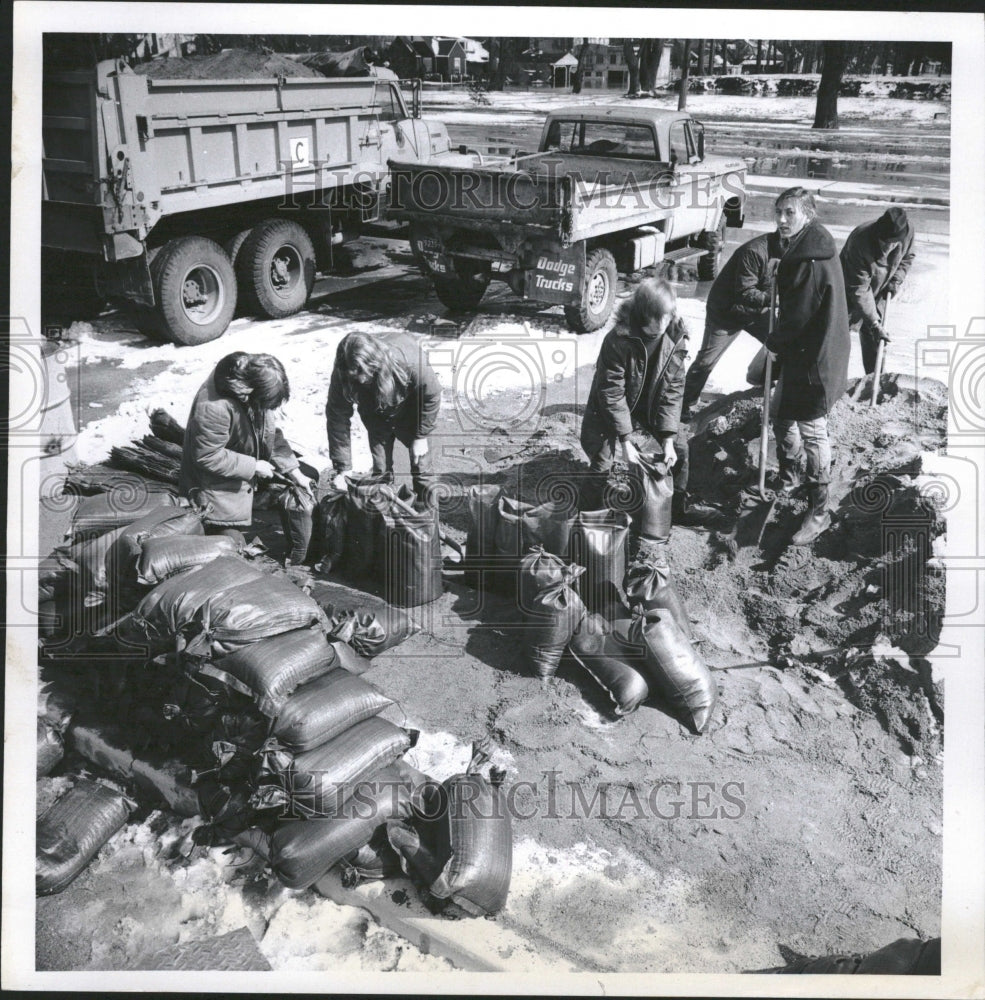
<box><xmin>698</xmin><ymin>131</ymin><xmax>705</xmax><ymax>160</ymax></box>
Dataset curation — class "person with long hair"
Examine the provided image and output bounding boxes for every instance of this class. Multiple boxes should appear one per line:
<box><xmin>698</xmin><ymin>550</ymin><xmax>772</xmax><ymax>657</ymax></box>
<box><xmin>326</xmin><ymin>331</ymin><xmax>441</xmax><ymax>503</ymax></box>
<box><xmin>179</xmin><ymin>352</ymin><xmax>309</xmax><ymax>532</ymax></box>
<box><xmin>579</xmin><ymin>277</ymin><xmax>717</xmax><ymax>528</ymax></box>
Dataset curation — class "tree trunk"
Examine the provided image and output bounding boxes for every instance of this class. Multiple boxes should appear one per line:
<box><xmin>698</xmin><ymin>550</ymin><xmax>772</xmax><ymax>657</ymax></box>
<box><xmin>678</xmin><ymin>40</ymin><xmax>692</xmax><ymax>110</ymax></box>
<box><xmin>624</xmin><ymin>38</ymin><xmax>641</xmax><ymax>95</ymax></box>
<box><xmin>755</xmin><ymin>40</ymin><xmax>763</xmax><ymax>74</ymax></box>
<box><xmin>639</xmin><ymin>38</ymin><xmax>661</xmax><ymax>92</ymax></box>
<box><xmin>767</xmin><ymin>40</ymin><xmax>774</xmax><ymax>72</ymax></box>
<box><xmin>813</xmin><ymin>41</ymin><xmax>845</xmax><ymax>129</ymax></box>
<box><xmin>719</xmin><ymin>39</ymin><xmax>728</xmax><ymax>74</ymax></box>
<box><xmin>572</xmin><ymin>40</ymin><xmax>590</xmax><ymax>94</ymax></box>
<box><xmin>696</xmin><ymin>39</ymin><xmax>706</xmax><ymax>75</ymax></box>
<box><xmin>489</xmin><ymin>37</ymin><xmax>519</xmax><ymax>91</ymax></box>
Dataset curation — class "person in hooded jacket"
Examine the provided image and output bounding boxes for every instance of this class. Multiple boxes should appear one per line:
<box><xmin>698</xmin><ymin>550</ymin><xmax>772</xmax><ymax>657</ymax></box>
<box><xmin>765</xmin><ymin>187</ymin><xmax>850</xmax><ymax>546</ymax></box>
<box><xmin>579</xmin><ymin>277</ymin><xmax>718</xmax><ymax>530</ymax></box>
<box><xmin>326</xmin><ymin>330</ymin><xmax>441</xmax><ymax>505</ymax></box>
<box><xmin>179</xmin><ymin>352</ymin><xmax>310</xmax><ymax>534</ymax></box>
<box><xmin>840</xmin><ymin>206</ymin><xmax>915</xmax><ymax>374</ymax></box>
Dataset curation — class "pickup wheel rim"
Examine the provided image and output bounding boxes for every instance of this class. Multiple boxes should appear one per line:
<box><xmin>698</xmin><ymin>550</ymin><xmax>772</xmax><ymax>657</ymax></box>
<box><xmin>179</xmin><ymin>264</ymin><xmax>225</xmax><ymax>326</ymax></box>
<box><xmin>587</xmin><ymin>269</ymin><xmax>610</xmax><ymax>314</ymax></box>
<box><xmin>269</xmin><ymin>244</ymin><xmax>303</xmax><ymax>298</ymax></box>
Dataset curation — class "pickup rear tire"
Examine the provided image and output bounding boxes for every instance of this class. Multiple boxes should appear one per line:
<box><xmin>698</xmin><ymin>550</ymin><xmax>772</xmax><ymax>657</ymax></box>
<box><xmin>238</xmin><ymin>219</ymin><xmax>316</xmax><ymax>319</ymax></box>
<box><xmin>432</xmin><ymin>262</ymin><xmax>490</xmax><ymax>312</ymax></box>
<box><xmin>564</xmin><ymin>248</ymin><xmax>617</xmax><ymax>333</ymax></box>
<box><xmin>149</xmin><ymin>237</ymin><xmax>237</xmax><ymax>346</ymax></box>
<box><xmin>696</xmin><ymin>223</ymin><xmax>725</xmax><ymax>282</ymax></box>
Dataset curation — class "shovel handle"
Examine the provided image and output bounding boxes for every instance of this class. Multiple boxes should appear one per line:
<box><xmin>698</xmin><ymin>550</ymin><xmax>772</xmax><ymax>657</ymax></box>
<box><xmin>870</xmin><ymin>293</ymin><xmax>891</xmax><ymax>409</ymax></box>
<box><xmin>757</xmin><ymin>279</ymin><xmax>777</xmax><ymax>498</ymax></box>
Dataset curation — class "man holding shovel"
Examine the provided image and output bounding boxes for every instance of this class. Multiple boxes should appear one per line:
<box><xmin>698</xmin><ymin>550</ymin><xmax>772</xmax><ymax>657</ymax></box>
<box><xmin>765</xmin><ymin>188</ymin><xmax>850</xmax><ymax>546</ymax></box>
<box><xmin>840</xmin><ymin>207</ymin><xmax>915</xmax><ymax>375</ymax></box>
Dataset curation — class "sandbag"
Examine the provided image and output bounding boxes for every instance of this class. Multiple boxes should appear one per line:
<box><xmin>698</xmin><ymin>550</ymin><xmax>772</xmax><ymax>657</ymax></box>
<box><xmin>272</xmin><ymin>670</ymin><xmax>394</xmax><ymax>752</ymax></box>
<box><xmin>326</xmin><ymin>607</ymin><xmax>418</xmax><ymax>658</ymax></box>
<box><xmin>381</xmin><ymin>494</ymin><xmax>443</xmax><ymax>607</ymax></box>
<box><xmin>74</xmin><ymin>526</ymin><xmax>127</xmax><ymax>598</ymax></box>
<box><xmin>339</xmin><ymin>828</ymin><xmax>404</xmax><ymax>887</ymax></box>
<box><xmin>519</xmin><ymin>552</ymin><xmax>586</xmax><ymax>680</ymax></box>
<box><xmin>464</xmin><ymin>484</ymin><xmax>502</xmax><ymax>590</ymax></box>
<box><xmin>389</xmin><ymin>740</ymin><xmax>511</xmax><ymax>917</ymax></box>
<box><xmin>121</xmin><ymin>556</ymin><xmax>265</xmax><ymax>651</ymax></box>
<box><xmin>623</xmin><ymin>562</ymin><xmax>692</xmax><ymax>639</ymax></box>
<box><xmin>568</xmin><ymin>509</ymin><xmax>630</xmax><ymax>613</ymax></box>
<box><xmin>776</xmin><ymin>937</ymin><xmax>940</xmax><ymax>975</ymax></box>
<box><xmin>268</xmin><ymin>762</ymin><xmax>416</xmax><ymax>890</ymax></box>
<box><xmin>37</xmin><ymin>718</ymin><xmax>64</xmax><ymax>777</ymax></box>
<box><xmin>344</xmin><ymin>476</ymin><xmax>394</xmax><ymax>579</ymax></box>
<box><xmin>278</xmin><ymin>481</ymin><xmax>316</xmax><ymax>565</ymax></box>
<box><xmin>199</xmin><ymin>626</ymin><xmax>339</xmax><ymax>717</ymax></box>
<box><xmin>70</xmin><ymin>491</ymin><xmax>179</xmax><ymax>542</ymax></box>
<box><xmin>107</xmin><ymin>504</ymin><xmax>208</xmax><ymax>604</ymax></box>
<box><xmin>36</xmin><ymin>779</ymin><xmax>134</xmax><ymax>895</ymax></box>
<box><xmin>628</xmin><ymin>609</ymin><xmax>718</xmax><ymax>734</ymax></box>
<box><xmin>186</xmin><ymin>574</ymin><xmax>327</xmax><ymax>658</ymax></box>
<box><xmin>288</xmin><ymin>718</ymin><xmax>414</xmax><ymax>817</ymax></box>
<box><xmin>568</xmin><ymin>613</ymin><xmax>650</xmax><ymax>715</ymax></box>
<box><xmin>628</xmin><ymin>454</ymin><xmax>673</xmax><ymax>542</ymax></box>
<box><xmin>38</xmin><ymin>682</ymin><xmax>75</xmax><ymax>731</ymax></box>
<box><xmin>312</xmin><ymin>489</ymin><xmax>348</xmax><ymax>572</ymax></box>
<box><xmin>330</xmin><ymin>639</ymin><xmax>372</xmax><ymax>676</ymax></box>
<box><xmin>135</xmin><ymin>533</ymin><xmax>240</xmax><ymax>587</ymax></box>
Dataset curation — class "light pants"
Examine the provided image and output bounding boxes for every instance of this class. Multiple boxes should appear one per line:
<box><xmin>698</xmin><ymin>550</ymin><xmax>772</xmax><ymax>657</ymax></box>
<box><xmin>772</xmin><ymin>415</ymin><xmax>831</xmax><ymax>487</ymax></box>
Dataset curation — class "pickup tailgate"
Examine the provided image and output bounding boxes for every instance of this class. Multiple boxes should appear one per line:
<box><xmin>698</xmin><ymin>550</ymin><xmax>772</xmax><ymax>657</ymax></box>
<box><xmin>388</xmin><ymin>159</ymin><xmax>572</xmax><ymax>233</ymax></box>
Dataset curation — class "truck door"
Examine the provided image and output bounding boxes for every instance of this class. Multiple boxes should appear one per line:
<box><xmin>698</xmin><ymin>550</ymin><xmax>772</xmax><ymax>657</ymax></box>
<box><xmin>666</xmin><ymin>119</ymin><xmax>712</xmax><ymax>241</ymax></box>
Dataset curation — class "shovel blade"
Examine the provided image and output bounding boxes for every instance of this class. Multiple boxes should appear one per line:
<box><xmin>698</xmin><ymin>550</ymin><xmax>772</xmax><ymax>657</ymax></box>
<box><xmin>734</xmin><ymin>494</ymin><xmax>778</xmax><ymax>549</ymax></box>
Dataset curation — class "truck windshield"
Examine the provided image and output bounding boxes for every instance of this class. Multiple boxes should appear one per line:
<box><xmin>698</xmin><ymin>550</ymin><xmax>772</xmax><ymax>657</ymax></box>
<box><xmin>376</xmin><ymin>83</ymin><xmax>406</xmax><ymax>123</ymax></box>
<box><xmin>543</xmin><ymin>120</ymin><xmax>658</xmax><ymax>159</ymax></box>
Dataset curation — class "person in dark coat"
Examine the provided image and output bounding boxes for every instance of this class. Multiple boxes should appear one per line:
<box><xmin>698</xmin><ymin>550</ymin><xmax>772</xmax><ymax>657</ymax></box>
<box><xmin>579</xmin><ymin>278</ymin><xmax>716</xmax><ymax>530</ymax></box>
<box><xmin>765</xmin><ymin>188</ymin><xmax>850</xmax><ymax>546</ymax></box>
<box><xmin>682</xmin><ymin>229</ymin><xmax>785</xmax><ymax>417</ymax></box>
<box><xmin>326</xmin><ymin>330</ymin><xmax>441</xmax><ymax>504</ymax></box>
<box><xmin>179</xmin><ymin>352</ymin><xmax>307</xmax><ymax>531</ymax></box>
<box><xmin>840</xmin><ymin>206</ymin><xmax>915</xmax><ymax>373</ymax></box>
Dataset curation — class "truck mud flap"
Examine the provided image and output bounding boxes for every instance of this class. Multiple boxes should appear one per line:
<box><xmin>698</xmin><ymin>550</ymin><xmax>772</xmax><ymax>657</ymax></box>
<box><xmin>522</xmin><ymin>242</ymin><xmax>585</xmax><ymax>306</ymax></box>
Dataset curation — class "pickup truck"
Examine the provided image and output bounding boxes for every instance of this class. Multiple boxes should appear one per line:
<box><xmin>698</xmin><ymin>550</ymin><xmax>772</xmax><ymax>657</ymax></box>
<box><xmin>42</xmin><ymin>59</ymin><xmax>473</xmax><ymax>344</ymax></box>
<box><xmin>389</xmin><ymin>106</ymin><xmax>747</xmax><ymax>332</ymax></box>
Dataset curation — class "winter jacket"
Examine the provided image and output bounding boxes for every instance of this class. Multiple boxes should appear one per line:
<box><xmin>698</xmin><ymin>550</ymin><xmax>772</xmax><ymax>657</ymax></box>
<box><xmin>706</xmin><ymin>231</ymin><xmax>784</xmax><ymax>327</ymax></box>
<box><xmin>765</xmin><ymin>219</ymin><xmax>850</xmax><ymax>421</ymax></box>
<box><xmin>179</xmin><ymin>368</ymin><xmax>299</xmax><ymax>526</ymax></box>
<box><xmin>580</xmin><ymin>314</ymin><xmax>689</xmax><ymax>459</ymax></box>
<box><xmin>840</xmin><ymin>217</ymin><xmax>915</xmax><ymax>329</ymax></box>
<box><xmin>326</xmin><ymin>330</ymin><xmax>442</xmax><ymax>471</ymax></box>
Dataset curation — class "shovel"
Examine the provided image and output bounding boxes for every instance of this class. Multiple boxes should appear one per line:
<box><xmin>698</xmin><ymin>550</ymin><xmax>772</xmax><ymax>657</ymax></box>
<box><xmin>722</xmin><ymin>280</ymin><xmax>779</xmax><ymax>556</ymax></box>
<box><xmin>870</xmin><ymin>292</ymin><xmax>891</xmax><ymax>408</ymax></box>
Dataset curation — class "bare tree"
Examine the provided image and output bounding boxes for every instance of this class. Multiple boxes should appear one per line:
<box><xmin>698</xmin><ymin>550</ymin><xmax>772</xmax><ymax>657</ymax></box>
<box><xmin>755</xmin><ymin>40</ymin><xmax>763</xmax><ymax>74</ymax></box>
<box><xmin>678</xmin><ymin>39</ymin><xmax>692</xmax><ymax>110</ymax></box>
<box><xmin>639</xmin><ymin>38</ymin><xmax>662</xmax><ymax>92</ymax></box>
<box><xmin>488</xmin><ymin>37</ymin><xmax>521</xmax><ymax>91</ymax></box>
<box><xmin>572</xmin><ymin>39</ymin><xmax>591</xmax><ymax>94</ymax></box>
<box><xmin>813</xmin><ymin>41</ymin><xmax>846</xmax><ymax>129</ymax></box>
<box><xmin>623</xmin><ymin>38</ymin><xmax>641</xmax><ymax>95</ymax></box>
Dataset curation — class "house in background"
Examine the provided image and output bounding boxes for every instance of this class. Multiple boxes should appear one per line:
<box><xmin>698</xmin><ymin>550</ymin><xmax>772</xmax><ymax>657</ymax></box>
<box><xmin>386</xmin><ymin>36</ymin><xmax>435</xmax><ymax>78</ymax></box>
<box><xmin>552</xmin><ymin>51</ymin><xmax>579</xmax><ymax>88</ymax></box>
<box><xmin>434</xmin><ymin>37</ymin><xmax>467</xmax><ymax>81</ymax></box>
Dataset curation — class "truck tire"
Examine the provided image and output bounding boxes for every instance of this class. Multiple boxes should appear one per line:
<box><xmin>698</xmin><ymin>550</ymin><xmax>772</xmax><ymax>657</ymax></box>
<box><xmin>564</xmin><ymin>248</ymin><xmax>617</xmax><ymax>333</ymax></box>
<box><xmin>151</xmin><ymin>237</ymin><xmax>237</xmax><ymax>346</ymax></box>
<box><xmin>238</xmin><ymin>219</ymin><xmax>316</xmax><ymax>319</ymax></box>
<box><xmin>432</xmin><ymin>262</ymin><xmax>490</xmax><ymax>312</ymax></box>
<box><xmin>224</xmin><ymin>229</ymin><xmax>254</xmax><ymax>316</ymax></box>
<box><xmin>696</xmin><ymin>223</ymin><xmax>725</xmax><ymax>282</ymax></box>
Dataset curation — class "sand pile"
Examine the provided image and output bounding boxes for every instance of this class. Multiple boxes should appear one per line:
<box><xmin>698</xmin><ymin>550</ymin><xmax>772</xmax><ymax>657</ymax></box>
<box><xmin>133</xmin><ymin>49</ymin><xmax>322</xmax><ymax>80</ymax></box>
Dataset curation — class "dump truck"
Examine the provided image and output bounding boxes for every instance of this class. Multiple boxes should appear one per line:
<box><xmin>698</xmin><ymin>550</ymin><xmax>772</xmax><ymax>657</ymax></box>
<box><xmin>389</xmin><ymin>105</ymin><xmax>747</xmax><ymax>332</ymax></box>
<box><xmin>42</xmin><ymin>59</ymin><xmax>472</xmax><ymax>344</ymax></box>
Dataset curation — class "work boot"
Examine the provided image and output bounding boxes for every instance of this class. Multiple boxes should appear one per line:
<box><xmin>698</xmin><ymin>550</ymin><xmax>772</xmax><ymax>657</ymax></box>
<box><xmin>791</xmin><ymin>484</ymin><xmax>832</xmax><ymax>546</ymax></box>
<box><xmin>672</xmin><ymin>492</ymin><xmax>726</xmax><ymax>528</ymax></box>
<box><xmin>775</xmin><ymin>454</ymin><xmax>806</xmax><ymax>495</ymax></box>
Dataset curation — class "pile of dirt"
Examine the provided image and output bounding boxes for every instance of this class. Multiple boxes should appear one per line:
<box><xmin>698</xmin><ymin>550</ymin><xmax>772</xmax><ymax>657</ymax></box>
<box><xmin>133</xmin><ymin>49</ymin><xmax>322</xmax><ymax>80</ymax></box>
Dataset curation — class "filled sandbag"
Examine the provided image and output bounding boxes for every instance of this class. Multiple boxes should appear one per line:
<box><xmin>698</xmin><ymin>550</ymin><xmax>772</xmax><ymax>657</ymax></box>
<box><xmin>381</xmin><ymin>493</ymin><xmax>443</xmax><ymax>607</ymax></box>
<box><xmin>287</xmin><ymin>717</ymin><xmax>414</xmax><ymax>817</ymax></box>
<box><xmin>135</xmin><ymin>533</ymin><xmax>240</xmax><ymax>587</ymax></box>
<box><xmin>121</xmin><ymin>556</ymin><xmax>265</xmax><ymax>651</ymax></box>
<box><xmin>37</xmin><ymin>718</ymin><xmax>65</xmax><ymax>777</ymax></box>
<box><xmin>464</xmin><ymin>484</ymin><xmax>502</xmax><ymax>590</ymax></box>
<box><xmin>278</xmin><ymin>481</ymin><xmax>316</xmax><ymax>565</ymax></box>
<box><xmin>267</xmin><ymin>762</ymin><xmax>417</xmax><ymax>890</ymax></box>
<box><xmin>312</xmin><ymin>488</ymin><xmax>348</xmax><ymax>572</ymax></box>
<box><xmin>36</xmin><ymin>779</ymin><xmax>134</xmax><ymax>895</ymax></box>
<box><xmin>775</xmin><ymin>936</ymin><xmax>941</xmax><ymax>975</ymax></box>
<box><xmin>339</xmin><ymin>828</ymin><xmax>404</xmax><ymax>887</ymax></box>
<box><xmin>628</xmin><ymin>453</ymin><xmax>673</xmax><ymax>542</ymax></box>
<box><xmin>199</xmin><ymin>626</ymin><xmax>340</xmax><ymax>717</ymax></box>
<box><xmin>519</xmin><ymin>550</ymin><xmax>586</xmax><ymax>680</ymax></box>
<box><xmin>69</xmin><ymin>491</ymin><xmax>179</xmax><ymax>542</ymax></box>
<box><xmin>627</xmin><ymin>609</ymin><xmax>718</xmax><ymax>734</ymax></box>
<box><xmin>568</xmin><ymin>509</ymin><xmax>630</xmax><ymax>614</ymax></box>
<box><xmin>272</xmin><ymin>670</ymin><xmax>394</xmax><ymax>752</ymax></box>
<box><xmin>623</xmin><ymin>562</ymin><xmax>692</xmax><ymax>638</ymax></box>
<box><xmin>326</xmin><ymin>607</ymin><xmax>418</xmax><ymax>658</ymax></box>
<box><xmin>567</xmin><ymin>613</ymin><xmax>650</xmax><ymax>715</ymax></box>
<box><xmin>74</xmin><ymin>525</ymin><xmax>127</xmax><ymax>598</ymax></box>
<box><xmin>389</xmin><ymin>740</ymin><xmax>511</xmax><ymax>917</ymax></box>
